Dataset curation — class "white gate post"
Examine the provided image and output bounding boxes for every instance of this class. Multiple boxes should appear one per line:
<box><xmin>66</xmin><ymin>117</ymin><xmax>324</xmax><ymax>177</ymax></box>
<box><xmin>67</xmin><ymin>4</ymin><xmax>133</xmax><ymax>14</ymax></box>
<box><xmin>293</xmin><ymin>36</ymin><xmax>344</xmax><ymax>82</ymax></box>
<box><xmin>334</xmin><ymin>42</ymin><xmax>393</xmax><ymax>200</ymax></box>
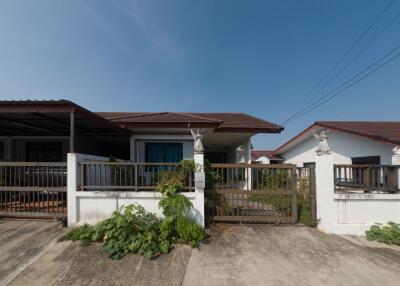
<box><xmin>244</xmin><ymin>138</ymin><xmax>252</xmax><ymax>190</ymax></box>
<box><xmin>191</xmin><ymin>129</ymin><xmax>205</xmax><ymax>227</ymax></box>
<box><xmin>314</xmin><ymin>129</ymin><xmax>337</xmax><ymax>233</ymax></box>
<box><xmin>67</xmin><ymin>153</ymin><xmax>79</xmax><ymax>226</ymax></box>
<box><xmin>392</xmin><ymin>146</ymin><xmax>400</xmax><ymax>189</ymax></box>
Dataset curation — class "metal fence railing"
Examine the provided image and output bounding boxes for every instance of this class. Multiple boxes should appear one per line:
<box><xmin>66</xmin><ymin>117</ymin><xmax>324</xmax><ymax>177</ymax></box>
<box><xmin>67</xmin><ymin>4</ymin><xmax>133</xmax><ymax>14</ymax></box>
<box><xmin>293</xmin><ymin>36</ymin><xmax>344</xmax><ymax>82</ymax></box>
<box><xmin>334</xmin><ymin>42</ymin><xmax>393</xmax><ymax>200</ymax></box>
<box><xmin>0</xmin><ymin>162</ymin><xmax>67</xmax><ymax>216</ymax></box>
<box><xmin>334</xmin><ymin>164</ymin><xmax>400</xmax><ymax>194</ymax></box>
<box><xmin>79</xmin><ymin>161</ymin><xmax>194</xmax><ymax>192</ymax></box>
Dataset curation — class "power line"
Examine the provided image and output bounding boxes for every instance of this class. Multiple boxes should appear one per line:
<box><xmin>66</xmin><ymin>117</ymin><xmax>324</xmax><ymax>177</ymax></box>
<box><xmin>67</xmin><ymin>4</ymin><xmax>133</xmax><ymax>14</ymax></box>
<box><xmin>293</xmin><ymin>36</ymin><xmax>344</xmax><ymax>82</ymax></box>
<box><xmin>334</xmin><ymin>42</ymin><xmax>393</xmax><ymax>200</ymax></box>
<box><xmin>281</xmin><ymin>0</ymin><xmax>396</xmax><ymax>122</ymax></box>
<box><xmin>281</xmin><ymin>45</ymin><xmax>400</xmax><ymax>126</ymax></box>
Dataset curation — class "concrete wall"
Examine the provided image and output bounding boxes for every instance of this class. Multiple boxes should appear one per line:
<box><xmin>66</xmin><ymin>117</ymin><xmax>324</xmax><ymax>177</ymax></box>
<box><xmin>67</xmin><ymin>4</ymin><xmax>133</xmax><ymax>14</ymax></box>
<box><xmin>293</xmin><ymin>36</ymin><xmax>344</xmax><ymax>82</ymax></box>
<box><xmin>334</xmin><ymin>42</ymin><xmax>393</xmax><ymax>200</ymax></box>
<box><xmin>315</xmin><ymin>149</ymin><xmax>400</xmax><ymax>235</ymax></box>
<box><xmin>281</xmin><ymin>130</ymin><xmax>394</xmax><ymax>167</ymax></box>
<box><xmin>67</xmin><ymin>152</ymin><xmax>205</xmax><ymax>227</ymax></box>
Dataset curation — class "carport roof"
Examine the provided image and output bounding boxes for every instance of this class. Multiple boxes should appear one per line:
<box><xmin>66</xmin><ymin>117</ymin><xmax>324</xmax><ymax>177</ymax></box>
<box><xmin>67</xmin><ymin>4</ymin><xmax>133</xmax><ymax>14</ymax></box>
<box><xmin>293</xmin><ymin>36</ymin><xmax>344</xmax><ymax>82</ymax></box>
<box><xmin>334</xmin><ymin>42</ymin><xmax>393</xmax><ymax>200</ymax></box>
<box><xmin>0</xmin><ymin>100</ymin><xmax>130</xmax><ymax>136</ymax></box>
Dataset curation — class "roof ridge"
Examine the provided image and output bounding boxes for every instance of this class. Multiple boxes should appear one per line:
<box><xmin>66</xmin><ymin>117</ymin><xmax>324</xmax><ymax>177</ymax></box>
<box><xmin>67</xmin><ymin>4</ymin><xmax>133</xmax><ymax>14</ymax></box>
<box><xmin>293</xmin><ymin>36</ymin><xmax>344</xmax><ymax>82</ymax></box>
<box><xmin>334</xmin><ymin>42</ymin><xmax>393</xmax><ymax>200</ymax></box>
<box><xmin>105</xmin><ymin>112</ymin><xmax>168</xmax><ymax>121</ymax></box>
<box><xmin>176</xmin><ymin>112</ymin><xmax>223</xmax><ymax>123</ymax></box>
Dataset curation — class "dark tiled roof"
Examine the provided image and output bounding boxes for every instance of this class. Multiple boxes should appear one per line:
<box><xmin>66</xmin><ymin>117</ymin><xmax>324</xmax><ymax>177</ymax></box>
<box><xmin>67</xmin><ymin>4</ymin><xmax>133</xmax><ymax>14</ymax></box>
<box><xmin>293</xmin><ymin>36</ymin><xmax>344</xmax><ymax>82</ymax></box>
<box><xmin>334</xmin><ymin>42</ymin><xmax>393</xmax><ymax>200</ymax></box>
<box><xmin>316</xmin><ymin>121</ymin><xmax>400</xmax><ymax>145</ymax></box>
<box><xmin>251</xmin><ymin>150</ymin><xmax>283</xmax><ymax>161</ymax></box>
<box><xmin>97</xmin><ymin>112</ymin><xmax>283</xmax><ymax>133</ymax></box>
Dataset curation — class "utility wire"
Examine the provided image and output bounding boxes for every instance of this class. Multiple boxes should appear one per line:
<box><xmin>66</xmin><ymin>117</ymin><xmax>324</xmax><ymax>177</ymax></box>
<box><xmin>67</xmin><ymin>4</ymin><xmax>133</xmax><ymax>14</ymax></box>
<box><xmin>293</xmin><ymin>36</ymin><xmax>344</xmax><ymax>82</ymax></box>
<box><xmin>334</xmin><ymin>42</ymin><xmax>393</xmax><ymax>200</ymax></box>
<box><xmin>281</xmin><ymin>44</ymin><xmax>400</xmax><ymax>126</ymax></box>
<box><xmin>281</xmin><ymin>0</ymin><xmax>396</xmax><ymax>122</ymax></box>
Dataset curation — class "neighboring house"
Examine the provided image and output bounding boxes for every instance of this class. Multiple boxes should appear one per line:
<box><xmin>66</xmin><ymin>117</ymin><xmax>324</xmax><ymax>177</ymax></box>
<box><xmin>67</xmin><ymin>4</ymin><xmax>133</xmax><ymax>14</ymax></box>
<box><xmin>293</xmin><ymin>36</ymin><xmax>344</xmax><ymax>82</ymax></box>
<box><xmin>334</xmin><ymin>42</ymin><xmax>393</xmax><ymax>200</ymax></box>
<box><xmin>273</xmin><ymin>121</ymin><xmax>400</xmax><ymax>235</ymax></box>
<box><xmin>251</xmin><ymin>150</ymin><xmax>283</xmax><ymax>164</ymax></box>
<box><xmin>273</xmin><ymin>121</ymin><xmax>400</xmax><ymax>166</ymax></box>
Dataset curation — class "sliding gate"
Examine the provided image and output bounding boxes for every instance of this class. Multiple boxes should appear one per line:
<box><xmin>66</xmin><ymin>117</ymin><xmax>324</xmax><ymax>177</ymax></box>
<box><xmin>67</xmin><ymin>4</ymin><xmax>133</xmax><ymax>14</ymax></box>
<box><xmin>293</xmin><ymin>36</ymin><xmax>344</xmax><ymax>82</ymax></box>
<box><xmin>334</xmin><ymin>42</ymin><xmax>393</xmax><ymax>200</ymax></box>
<box><xmin>205</xmin><ymin>164</ymin><xmax>314</xmax><ymax>224</ymax></box>
<box><xmin>0</xmin><ymin>162</ymin><xmax>67</xmax><ymax>218</ymax></box>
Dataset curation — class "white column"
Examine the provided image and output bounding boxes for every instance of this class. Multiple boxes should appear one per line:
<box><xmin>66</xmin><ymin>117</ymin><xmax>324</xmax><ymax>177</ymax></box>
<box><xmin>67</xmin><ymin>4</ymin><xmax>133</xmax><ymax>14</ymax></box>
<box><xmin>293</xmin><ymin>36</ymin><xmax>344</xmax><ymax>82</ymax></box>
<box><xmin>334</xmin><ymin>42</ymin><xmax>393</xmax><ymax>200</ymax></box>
<box><xmin>392</xmin><ymin>146</ymin><xmax>400</xmax><ymax>189</ymax></box>
<box><xmin>193</xmin><ymin>152</ymin><xmax>205</xmax><ymax>227</ymax></box>
<box><xmin>315</xmin><ymin>151</ymin><xmax>336</xmax><ymax>233</ymax></box>
<box><xmin>244</xmin><ymin>138</ymin><xmax>252</xmax><ymax>190</ymax></box>
<box><xmin>67</xmin><ymin>153</ymin><xmax>79</xmax><ymax>226</ymax></box>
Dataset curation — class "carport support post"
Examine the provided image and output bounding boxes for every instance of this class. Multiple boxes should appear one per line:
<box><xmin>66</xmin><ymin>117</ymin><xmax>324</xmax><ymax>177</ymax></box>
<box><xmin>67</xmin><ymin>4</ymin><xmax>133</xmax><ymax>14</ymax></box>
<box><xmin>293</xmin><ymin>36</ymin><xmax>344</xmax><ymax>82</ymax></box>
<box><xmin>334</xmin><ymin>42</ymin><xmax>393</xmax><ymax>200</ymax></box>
<box><xmin>315</xmin><ymin>151</ymin><xmax>336</xmax><ymax>233</ymax></box>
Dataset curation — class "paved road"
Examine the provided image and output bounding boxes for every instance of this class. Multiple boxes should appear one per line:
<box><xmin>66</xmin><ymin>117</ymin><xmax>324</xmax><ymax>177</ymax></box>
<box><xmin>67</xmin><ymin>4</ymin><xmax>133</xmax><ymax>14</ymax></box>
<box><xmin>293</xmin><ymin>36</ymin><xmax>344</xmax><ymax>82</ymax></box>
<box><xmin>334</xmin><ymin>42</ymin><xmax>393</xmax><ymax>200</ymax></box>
<box><xmin>183</xmin><ymin>224</ymin><xmax>400</xmax><ymax>286</ymax></box>
<box><xmin>2</xmin><ymin>221</ymin><xmax>400</xmax><ymax>286</ymax></box>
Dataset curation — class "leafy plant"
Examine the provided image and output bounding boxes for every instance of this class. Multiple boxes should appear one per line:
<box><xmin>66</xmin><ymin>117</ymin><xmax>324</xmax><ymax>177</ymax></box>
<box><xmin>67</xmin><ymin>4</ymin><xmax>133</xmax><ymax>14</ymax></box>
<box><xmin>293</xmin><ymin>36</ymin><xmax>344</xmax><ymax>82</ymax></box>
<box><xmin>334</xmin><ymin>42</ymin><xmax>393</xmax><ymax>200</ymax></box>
<box><xmin>204</xmin><ymin>160</ymin><xmax>222</xmax><ymax>189</ymax></box>
<box><xmin>61</xmin><ymin>160</ymin><xmax>206</xmax><ymax>260</ymax></box>
<box><xmin>176</xmin><ymin>216</ymin><xmax>206</xmax><ymax>247</ymax></box>
<box><xmin>366</xmin><ymin>222</ymin><xmax>400</xmax><ymax>245</ymax></box>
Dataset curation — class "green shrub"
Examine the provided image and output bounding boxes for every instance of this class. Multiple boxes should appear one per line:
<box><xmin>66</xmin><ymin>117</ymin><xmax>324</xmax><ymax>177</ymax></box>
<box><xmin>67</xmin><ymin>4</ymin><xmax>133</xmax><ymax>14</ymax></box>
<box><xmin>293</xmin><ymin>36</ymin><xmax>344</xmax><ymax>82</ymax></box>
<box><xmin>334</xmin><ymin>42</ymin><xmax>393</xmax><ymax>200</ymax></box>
<box><xmin>176</xmin><ymin>217</ymin><xmax>206</xmax><ymax>247</ymax></box>
<box><xmin>61</xmin><ymin>160</ymin><xmax>206</xmax><ymax>260</ymax></box>
<box><xmin>366</xmin><ymin>222</ymin><xmax>400</xmax><ymax>245</ymax></box>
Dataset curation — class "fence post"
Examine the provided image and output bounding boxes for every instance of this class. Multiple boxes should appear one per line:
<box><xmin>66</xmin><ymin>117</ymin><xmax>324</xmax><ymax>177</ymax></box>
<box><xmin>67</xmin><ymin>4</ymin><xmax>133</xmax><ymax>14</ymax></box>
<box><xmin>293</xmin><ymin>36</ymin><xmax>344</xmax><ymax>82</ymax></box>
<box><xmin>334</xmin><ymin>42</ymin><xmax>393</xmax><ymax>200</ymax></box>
<box><xmin>291</xmin><ymin>166</ymin><xmax>297</xmax><ymax>223</ymax></box>
<box><xmin>193</xmin><ymin>149</ymin><xmax>205</xmax><ymax>227</ymax></box>
<box><xmin>67</xmin><ymin>153</ymin><xmax>79</xmax><ymax>226</ymax></box>
<box><xmin>315</xmin><ymin>150</ymin><xmax>336</xmax><ymax>233</ymax></box>
<box><xmin>392</xmin><ymin>147</ymin><xmax>400</xmax><ymax>190</ymax></box>
<box><xmin>310</xmin><ymin>167</ymin><xmax>317</xmax><ymax>225</ymax></box>
<box><xmin>244</xmin><ymin>138</ymin><xmax>252</xmax><ymax>190</ymax></box>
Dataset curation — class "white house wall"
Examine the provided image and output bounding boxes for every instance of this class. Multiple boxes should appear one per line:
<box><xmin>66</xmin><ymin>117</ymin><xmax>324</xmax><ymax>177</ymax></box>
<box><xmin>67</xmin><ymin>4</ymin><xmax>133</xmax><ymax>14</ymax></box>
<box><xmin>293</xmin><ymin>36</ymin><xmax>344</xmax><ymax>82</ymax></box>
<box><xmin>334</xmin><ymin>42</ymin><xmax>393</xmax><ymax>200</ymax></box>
<box><xmin>281</xmin><ymin>130</ymin><xmax>394</xmax><ymax>166</ymax></box>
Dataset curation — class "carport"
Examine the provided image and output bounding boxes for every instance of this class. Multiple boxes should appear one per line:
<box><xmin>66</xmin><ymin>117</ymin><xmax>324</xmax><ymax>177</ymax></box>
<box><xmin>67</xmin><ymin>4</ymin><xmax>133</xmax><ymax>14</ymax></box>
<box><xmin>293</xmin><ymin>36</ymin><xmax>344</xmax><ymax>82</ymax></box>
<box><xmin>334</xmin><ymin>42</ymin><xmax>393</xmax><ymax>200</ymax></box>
<box><xmin>0</xmin><ymin>100</ymin><xmax>131</xmax><ymax>218</ymax></box>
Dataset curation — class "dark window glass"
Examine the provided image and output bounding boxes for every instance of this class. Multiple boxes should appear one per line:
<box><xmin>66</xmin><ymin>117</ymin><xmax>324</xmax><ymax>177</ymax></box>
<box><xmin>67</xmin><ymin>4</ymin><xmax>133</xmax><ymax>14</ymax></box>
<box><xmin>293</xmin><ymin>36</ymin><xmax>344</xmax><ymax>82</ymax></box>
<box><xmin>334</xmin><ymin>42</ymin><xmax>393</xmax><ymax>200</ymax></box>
<box><xmin>205</xmin><ymin>152</ymin><xmax>227</xmax><ymax>163</ymax></box>
<box><xmin>304</xmin><ymin>162</ymin><xmax>316</xmax><ymax>168</ymax></box>
<box><xmin>26</xmin><ymin>142</ymin><xmax>63</xmax><ymax>162</ymax></box>
<box><xmin>145</xmin><ymin>143</ymin><xmax>183</xmax><ymax>163</ymax></box>
<box><xmin>351</xmin><ymin>156</ymin><xmax>380</xmax><ymax>165</ymax></box>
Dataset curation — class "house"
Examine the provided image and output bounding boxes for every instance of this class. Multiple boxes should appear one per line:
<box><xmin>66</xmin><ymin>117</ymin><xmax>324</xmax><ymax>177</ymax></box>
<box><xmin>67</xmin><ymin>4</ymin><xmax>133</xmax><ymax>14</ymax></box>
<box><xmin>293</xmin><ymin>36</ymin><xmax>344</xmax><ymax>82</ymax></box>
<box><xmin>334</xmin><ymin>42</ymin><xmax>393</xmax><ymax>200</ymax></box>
<box><xmin>0</xmin><ymin>100</ymin><xmax>284</xmax><ymax>225</ymax></box>
<box><xmin>251</xmin><ymin>150</ymin><xmax>283</xmax><ymax>164</ymax></box>
<box><xmin>273</xmin><ymin>121</ymin><xmax>400</xmax><ymax>235</ymax></box>
<box><xmin>273</xmin><ymin>121</ymin><xmax>400</xmax><ymax>166</ymax></box>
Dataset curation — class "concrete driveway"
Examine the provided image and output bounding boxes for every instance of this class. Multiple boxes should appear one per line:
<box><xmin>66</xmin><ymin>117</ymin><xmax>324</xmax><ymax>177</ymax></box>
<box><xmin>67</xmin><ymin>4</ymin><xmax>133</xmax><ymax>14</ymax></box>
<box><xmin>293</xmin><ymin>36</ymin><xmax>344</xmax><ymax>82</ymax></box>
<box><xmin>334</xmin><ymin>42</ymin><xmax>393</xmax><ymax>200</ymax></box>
<box><xmin>2</xmin><ymin>221</ymin><xmax>400</xmax><ymax>286</ymax></box>
<box><xmin>183</xmin><ymin>224</ymin><xmax>400</xmax><ymax>286</ymax></box>
<box><xmin>0</xmin><ymin>219</ymin><xmax>66</xmax><ymax>286</ymax></box>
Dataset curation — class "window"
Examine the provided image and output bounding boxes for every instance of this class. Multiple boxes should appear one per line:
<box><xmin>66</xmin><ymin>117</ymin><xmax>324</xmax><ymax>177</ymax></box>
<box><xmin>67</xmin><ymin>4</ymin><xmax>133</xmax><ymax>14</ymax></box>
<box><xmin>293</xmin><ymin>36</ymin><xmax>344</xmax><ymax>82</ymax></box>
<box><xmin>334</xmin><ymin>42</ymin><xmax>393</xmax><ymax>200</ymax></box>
<box><xmin>145</xmin><ymin>143</ymin><xmax>183</xmax><ymax>163</ymax></box>
<box><xmin>351</xmin><ymin>156</ymin><xmax>380</xmax><ymax>165</ymax></box>
<box><xmin>26</xmin><ymin>142</ymin><xmax>63</xmax><ymax>162</ymax></box>
<box><xmin>304</xmin><ymin>162</ymin><xmax>316</xmax><ymax>168</ymax></box>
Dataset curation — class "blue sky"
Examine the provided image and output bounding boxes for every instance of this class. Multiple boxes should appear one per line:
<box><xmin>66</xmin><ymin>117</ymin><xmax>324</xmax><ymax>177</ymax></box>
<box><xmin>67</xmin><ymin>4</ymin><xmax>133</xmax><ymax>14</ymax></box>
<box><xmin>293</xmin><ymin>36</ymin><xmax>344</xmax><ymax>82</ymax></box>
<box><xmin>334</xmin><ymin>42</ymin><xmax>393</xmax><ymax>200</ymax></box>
<box><xmin>0</xmin><ymin>0</ymin><xmax>399</xmax><ymax>149</ymax></box>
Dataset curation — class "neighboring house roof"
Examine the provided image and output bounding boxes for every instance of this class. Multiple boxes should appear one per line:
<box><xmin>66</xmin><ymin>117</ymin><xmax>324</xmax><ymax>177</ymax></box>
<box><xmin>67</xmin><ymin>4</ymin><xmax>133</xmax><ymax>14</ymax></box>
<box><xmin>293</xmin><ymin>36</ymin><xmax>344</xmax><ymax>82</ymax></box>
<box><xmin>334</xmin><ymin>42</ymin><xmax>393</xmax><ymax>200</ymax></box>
<box><xmin>274</xmin><ymin>121</ymin><xmax>400</xmax><ymax>155</ymax></box>
<box><xmin>96</xmin><ymin>112</ymin><xmax>283</xmax><ymax>133</ymax></box>
<box><xmin>251</xmin><ymin>150</ymin><xmax>283</xmax><ymax>161</ymax></box>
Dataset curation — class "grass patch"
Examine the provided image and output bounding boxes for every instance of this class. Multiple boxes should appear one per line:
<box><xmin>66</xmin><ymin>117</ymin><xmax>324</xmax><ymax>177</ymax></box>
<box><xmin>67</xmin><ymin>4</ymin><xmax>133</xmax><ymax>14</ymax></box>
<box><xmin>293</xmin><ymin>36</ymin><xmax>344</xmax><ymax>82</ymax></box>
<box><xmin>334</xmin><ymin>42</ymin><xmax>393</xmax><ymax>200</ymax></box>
<box><xmin>366</xmin><ymin>222</ymin><xmax>400</xmax><ymax>246</ymax></box>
